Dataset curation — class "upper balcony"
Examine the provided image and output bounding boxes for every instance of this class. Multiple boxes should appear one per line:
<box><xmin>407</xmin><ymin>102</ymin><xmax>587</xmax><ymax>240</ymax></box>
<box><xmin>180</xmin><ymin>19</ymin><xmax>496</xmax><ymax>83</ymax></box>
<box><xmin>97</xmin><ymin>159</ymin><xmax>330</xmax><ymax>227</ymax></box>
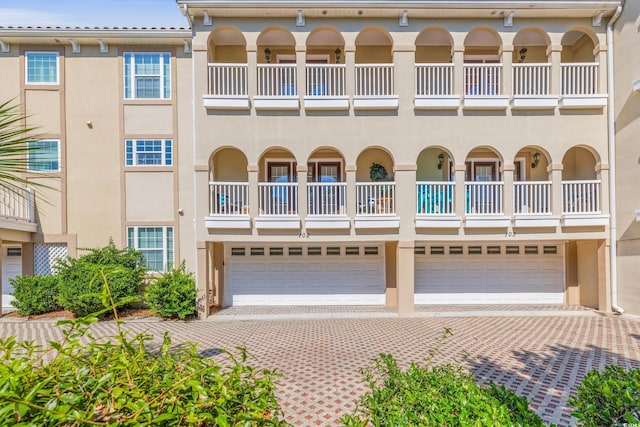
<box><xmin>0</xmin><ymin>186</ymin><xmax>37</xmax><ymax>233</ymax></box>
<box><xmin>202</xmin><ymin>26</ymin><xmax>607</xmax><ymax>112</ymax></box>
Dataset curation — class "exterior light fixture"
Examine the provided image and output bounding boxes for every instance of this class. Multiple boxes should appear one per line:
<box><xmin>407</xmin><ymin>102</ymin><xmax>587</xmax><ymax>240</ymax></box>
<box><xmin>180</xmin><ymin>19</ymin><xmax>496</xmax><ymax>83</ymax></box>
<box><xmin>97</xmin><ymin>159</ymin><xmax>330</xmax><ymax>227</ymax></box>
<box><xmin>531</xmin><ymin>152</ymin><xmax>541</xmax><ymax>168</ymax></box>
<box><xmin>518</xmin><ymin>47</ymin><xmax>528</xmax><ymax>63</ymax></box>
<box><xmin>335</xmin><ymin>48</ymin><xmax>341</xmax><ymax>64</ymax></box>
<box><xmin>264</xmin><ymin>48</ymin><xmax>271</xmax><ymax>64</ymax></box>
<box><xmin>437</xmin><ymin>153</ymin><xmax>445</xmax><ymax>169</ymax></box>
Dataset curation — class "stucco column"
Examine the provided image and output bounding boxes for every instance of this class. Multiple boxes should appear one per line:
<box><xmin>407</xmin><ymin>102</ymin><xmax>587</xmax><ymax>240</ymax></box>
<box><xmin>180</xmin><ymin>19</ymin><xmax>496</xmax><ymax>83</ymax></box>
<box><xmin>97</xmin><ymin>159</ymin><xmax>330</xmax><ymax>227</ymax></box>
<box><xmin>345</xmin><ymin>165</ymin><xmax>357</xmax><ymax>219</ymax></box>
<box><xmin>196</xmin><ymin>241</ymin><xmax>209</xmax><ymax>318</ymax></box>
<box><xmin>501</xmin><ymin>164</ymin><xmax>515</xmax><ymax>217</ymax></box>
<box><xmin>393</xmin><ymin>164</ymin><xmax>417</xmax><ymax>238</ymax></box>
<box><xmin>21</xmin><ymin>242</ymin><xmax>34</xmax><ymax>277</ymax></box>
<box><xmin>345</xmin><ymin>46</ymin><xmax>355</xmax><ymax>99</ymax></box>
<box><xmin>548</xmin><ymin>164</ymin><xmax>564</xmax><ymax>217</ymax></box>
<box><xmin>247</xmin><ymin>47</ymin><xmax>258</xmax><ymax>98</ymax></box>
<box><xmin>549</xmin><ymin>45</ymin><xmax>562</xmax><ymax>96</ymax></box>
<box><xmin>247</xmin><ymin>164</ymin><xmax>259</xmax><ymax>218</ymax></box>
<box><xmin>454</xmin><ymin>164</ymin><xmax>467</xmax><ymax>218</ymax></box>
<box><xmin>452</xmin><ymin>46</ymin><xmax>464</xmax><ymax>95</ymax></box>
<box><xmin>393</xmin><ymin>47</ymin><xmax>415</xmax><ymax>113</ymax></box>
<box><xmin>501</xmin><ymin>45</ymin><xmax>513</xmax><ymax>96</ymax></box>
<box><xmin>596</xmin><ymin>163</ymin><xmax>610</xmax><ymax>216</ymax></box>
<box><xmin>296</xmin><ymin>45</ymin><xmax>306</xmax><ymax>99</ymax></box>
<box><xmin>396</xmin><ymin>240</ymin><xmax>415</xmax><ymax>317</ymax></box>
<box><xmin>598</xmin><ymin>239</ymin><xmax>612</xmax><ymax>312</ymax></box>
<box><xmin>596</xmin><ymin>46</ymin><xmax>607</xmax><ymax>95</ymax></box>
<box><xmin>297</xmin><ymin>164</ymin><xmax>308</xmax><ymax>220</ymax></box>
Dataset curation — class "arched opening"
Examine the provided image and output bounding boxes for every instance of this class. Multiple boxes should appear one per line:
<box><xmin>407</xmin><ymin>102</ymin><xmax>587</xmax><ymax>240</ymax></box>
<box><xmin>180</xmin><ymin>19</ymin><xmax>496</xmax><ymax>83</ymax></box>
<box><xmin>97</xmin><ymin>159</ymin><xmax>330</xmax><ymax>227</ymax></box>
<box><xmin>209</xmin><ymin>148</ymin><xmax>249</xmax><ymax>215</ymax></box>
<box><xmin>463</xmin><ymin>28</ymin><xmax>503</xmax><ymax>96</ymax></box>
<box><xmin>416</xmin><ymin>147</ymin><xmax>454</xmax><ymax>214</ymax></box>
<box><xmin>258</xmin><ymin>147</ymin><xmax>298</xmax><ymax>215</ymax></box>
<box><xmin>513</xmin><ymin>146</ymin><xmax>552</xmax><ymax>215</ymax></box>
<box><xmin>562</xmin><ymin>146</ymin><xmax>600</xmax><ymax>215</ymax></box>
<box><xmin>307</xmin><ymin>148</ymin><xmax>346</xmax><ymax>215</ymax></box>
<box><xmin>356</xmin><ymin>147</ymin><xmax>395</xmax><ymax>214</ymax></box>
<box><xmin>415</xmin><ymin>27</ymin><xmax>453</xmax><ymax>63</ymax></box>
<box><xmin>257</xmin><ymin>27</ymin><xmax>296</xmax><ymax>64</ymax></box>
<box><xmin>562</xmin><ymin>146</ymin><xmax>597</xmax><ymax>180</ymax></box>
<box><xmin>465</xmin><ymin>147</ymin><xmax>503</xmax><ymax>214</ymax></box>
<box><xmin>306</xmin><ymin>27</ymin><xmax>346</xmax><ymax>96</ymax></box>
<box><xmin>561</xmin><ymin>30</ymin><xmax>597</xmax><ymax>63</ymax></box>
<box><xmin>207</xmin><ymin>26</ymin><xmax>247</xmax><ymax>63</ymax></box>
<box><xmin>512</xmin><ymin>28</ymin><xmax>550</xmax><ymax>64</ymax></box>
<box><xmin>355</xmin><ymin>27</ymin><xmax>393</xmax><ymax>64</ymax></box>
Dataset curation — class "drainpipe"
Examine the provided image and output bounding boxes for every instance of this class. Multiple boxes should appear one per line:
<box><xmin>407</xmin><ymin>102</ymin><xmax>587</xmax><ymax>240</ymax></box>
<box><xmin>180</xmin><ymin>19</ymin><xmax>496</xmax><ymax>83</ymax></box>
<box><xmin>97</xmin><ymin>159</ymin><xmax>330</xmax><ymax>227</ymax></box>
<box><xmin>607</xmin><ymin>3</ymin><xmax>624</xmax><ymax>313</ymax></box>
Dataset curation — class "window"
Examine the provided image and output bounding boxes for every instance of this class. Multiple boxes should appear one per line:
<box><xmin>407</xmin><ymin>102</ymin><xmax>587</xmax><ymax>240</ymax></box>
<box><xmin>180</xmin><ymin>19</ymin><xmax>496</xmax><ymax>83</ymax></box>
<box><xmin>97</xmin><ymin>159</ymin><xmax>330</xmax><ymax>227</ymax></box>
<box><xmin>124</xmin><ymin>52</ymin><xmax>171</xmax><ymax>99</ymax></box>
<box><xmin>127</xmin><ymin>226</ymin><xmax>174</xmax><ymax>272</ymax></box>
<box><xmin>26</xmin><ymin>51</ymin><xmax>59</xmax><ymax>84</ymax></box>
<box><xmin>28</xmin><ymin>140</ymin><xmax>60</xmax><ymax>172</ymax></box>
<box><xmin>125</xmin><ymin>139</ymin><xmax>172</xmax><ymax>166</ymax></box>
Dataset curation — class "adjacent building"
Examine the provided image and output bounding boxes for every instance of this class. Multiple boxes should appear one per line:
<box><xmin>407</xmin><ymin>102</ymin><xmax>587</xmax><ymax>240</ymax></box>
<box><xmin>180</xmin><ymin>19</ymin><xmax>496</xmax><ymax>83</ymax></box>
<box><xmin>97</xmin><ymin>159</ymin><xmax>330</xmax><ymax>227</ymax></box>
<box><xmin>0</xmin><ymin>0</ymin><xmax>638</xmax><ymax>317</ymax></box>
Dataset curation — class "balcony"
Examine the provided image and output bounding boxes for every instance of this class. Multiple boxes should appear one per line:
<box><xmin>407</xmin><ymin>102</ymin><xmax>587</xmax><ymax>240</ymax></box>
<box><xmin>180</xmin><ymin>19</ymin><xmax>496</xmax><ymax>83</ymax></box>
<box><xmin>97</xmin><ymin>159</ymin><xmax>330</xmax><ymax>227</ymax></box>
<box><xmin>464</xmin><ymin>182</ymin><xmax>510</xmax><ymax>228</ymax></box>
<box><xmin>353</xmin><ymin>64</ymin><xmax>398</xmax><ymax>110</ymax></box>
<box><xmin>203</xmin><ymin>63</ymin><xmax>249</xmax><ymax>110</ymax></box>
<box><xmin>254</xmin><ymin>64</ymin><xmax>299</xmax><ymax>110</ymax></box>
<box><xmin>414</xmin><ymin>64</ymin><xmax>459</xmax><ymax>110</ymax></box>
<box><xmin>204</xmin><ymin>182</ymin><xmax>251</xmax><ymax>229</ymax></box>
<box><xmin>354</xmin><ymin>182</ymin><xmax>399</xmax><ymax>229</ymax></box>
<box><xmin>560</xmin><ymin>63</ymin><xmax>607</xmax><ymax>109</ymax></box>
<box><xmin>0</xmin><ymin>187</ymin><xmax>37</xmax><ymax>233</ymax></box>
<box><xmin>462</xmin><ymin>64</ymin><xmax>509</xmax><ymax>110</ymax></box>
<box><xmin>513</xmin><ymin>181</ymin><xmax>559</xmax><ymax>227</ymax></box>
<box><xmin>511</xmin><ymin>63</ymin><xmax>558</xmax><ymax>110</ymax></box>
<box><xmin>305</xmin><ymin>182</ymin><xmax>349</xmax><ymax>229</ymax></box>
<box><xmin>303</xmin><ymin>64</ymin><xmax>349</xmax><ymax>110</ymax></box>
<box><xmin>562</xmin><ymin>180</ymin><xmax>608</xmax><ymax>226</ymax></box>
<box><xmin>255</xmin><ymin>182</ymin><xmax>300</xmax><ymax>229</ymax></box>
<box><xmin>415</xmin><ymin>182</ymin><xmax>460</xmax><ymax>228</ymax></box>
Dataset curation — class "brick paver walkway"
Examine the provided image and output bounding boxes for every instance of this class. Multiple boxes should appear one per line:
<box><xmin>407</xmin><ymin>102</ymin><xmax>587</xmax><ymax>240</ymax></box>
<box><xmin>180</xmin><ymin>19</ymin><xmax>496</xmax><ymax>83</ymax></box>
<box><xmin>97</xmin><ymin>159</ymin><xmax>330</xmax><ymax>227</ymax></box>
<box><xmin>1</xmin><ymin>310</ymin><xmax>639</xmax><ymax>426</ymax></box>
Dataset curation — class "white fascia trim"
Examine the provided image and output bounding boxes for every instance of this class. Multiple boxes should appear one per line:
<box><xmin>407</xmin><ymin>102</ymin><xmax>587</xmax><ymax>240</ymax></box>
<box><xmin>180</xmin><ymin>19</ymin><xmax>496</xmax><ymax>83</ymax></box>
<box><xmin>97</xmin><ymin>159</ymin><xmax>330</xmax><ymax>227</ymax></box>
<box><xmin>176</xmin><ymin>0</ymin><xmax>621</xmax><ymax>8</ymax></box>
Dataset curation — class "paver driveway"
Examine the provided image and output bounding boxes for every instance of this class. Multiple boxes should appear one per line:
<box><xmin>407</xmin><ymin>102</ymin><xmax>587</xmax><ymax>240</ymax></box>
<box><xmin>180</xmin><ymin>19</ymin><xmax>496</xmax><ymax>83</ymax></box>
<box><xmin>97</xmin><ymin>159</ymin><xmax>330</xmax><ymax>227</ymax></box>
<box><xmin>2</xmin><ymin>309</ymin><xmax>639</xmax><ymax>426</ymax></box>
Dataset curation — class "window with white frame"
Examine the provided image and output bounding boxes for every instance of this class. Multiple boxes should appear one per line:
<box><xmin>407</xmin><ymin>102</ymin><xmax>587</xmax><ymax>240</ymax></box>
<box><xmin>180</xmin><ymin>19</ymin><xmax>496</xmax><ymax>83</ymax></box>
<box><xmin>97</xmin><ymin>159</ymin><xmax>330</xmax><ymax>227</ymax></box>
<box><xmin>127</xmin><ymin>226</ymin><xmax>174</xmax><ymax>272</ymax></box>
<box><xmin>28</xmin><ymin>140</ymin><xmax>60</xmax><ymax>172</ymax></box>
<box><xmin>123</xmin><ymin>52</ymin><xmax>171</xmax><ymax>99</ymax></box>
<box><xmin>25</xmin><ymin>51</ymin><xmax>59</xmax><ymax>84</ymax></box>
<box><xmin>125</xmin><ymin>139</ymin><xmax>172</xmax><ymax>166</ymax></box>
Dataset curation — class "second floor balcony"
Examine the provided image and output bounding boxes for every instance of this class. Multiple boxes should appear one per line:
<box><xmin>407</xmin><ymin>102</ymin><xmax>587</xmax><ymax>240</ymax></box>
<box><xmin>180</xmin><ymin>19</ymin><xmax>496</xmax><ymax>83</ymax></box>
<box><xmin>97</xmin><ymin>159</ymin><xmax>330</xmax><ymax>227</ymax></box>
<box><xmin>0</xmin><ymin>186</ymin><xmax>37</xmax><ymax>233</ymax></box>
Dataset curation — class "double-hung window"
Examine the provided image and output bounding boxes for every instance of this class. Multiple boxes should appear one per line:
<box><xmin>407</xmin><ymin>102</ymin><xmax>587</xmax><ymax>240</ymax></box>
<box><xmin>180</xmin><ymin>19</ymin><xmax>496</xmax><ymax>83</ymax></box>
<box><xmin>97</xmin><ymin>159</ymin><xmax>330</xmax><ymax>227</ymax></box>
<box><xmin>127</xmin><ymin>226</ymin><xmax>174</xmax><ymax>272</ymax></box>
<box><xmin>124</xmin><ymin>52</ymin><xmax>171</xmax><ymax>99</ymax></box>
<box><xmin>26</xmin><ymin>51</ymin><xmax>59</xmax><ymax>84</ymax></box>
<box><xmin>28</xmin><ymin>140</ymin><xmax>60</xmax><ymax>172</ymax></box>
<box><xmin>125</xmin><ymin>139</ymin><xmax>172</xmax><ymax>166</ymax></box>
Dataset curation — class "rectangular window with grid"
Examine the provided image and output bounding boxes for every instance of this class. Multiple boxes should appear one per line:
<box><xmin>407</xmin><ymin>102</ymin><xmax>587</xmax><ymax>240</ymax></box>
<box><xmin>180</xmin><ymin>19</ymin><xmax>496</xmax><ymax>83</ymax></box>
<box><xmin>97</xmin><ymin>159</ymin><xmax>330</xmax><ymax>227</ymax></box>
<box><xmin>124</xmin><ymin>52</ymin><xmax>171</xmax><ymax>99</ymax></box>
<box><xmin>127</xmin><ymin>226</ymin><xmax>174</xmax><ymax>272</ymax></box>
<box><xmin>125</xmin><ymin>139</ymin><xmax>172</xmax><ymax>166</ymax></box>
<box><xmin>26</xmin><ymin>51</ymin><xmax>59</xmax><ymax>84</ymax></box>
<box><xmin>28</xmin><ymin>140</ymin><xmax>60</xmax><ymax>172</ymax></box>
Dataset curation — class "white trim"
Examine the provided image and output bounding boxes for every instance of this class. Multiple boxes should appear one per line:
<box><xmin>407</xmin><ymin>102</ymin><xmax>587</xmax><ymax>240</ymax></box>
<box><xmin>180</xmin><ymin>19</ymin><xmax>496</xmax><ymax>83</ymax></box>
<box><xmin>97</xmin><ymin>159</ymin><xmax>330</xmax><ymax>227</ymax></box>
<box><xmin>25</xmin><ymin>51</ymin><xmax>60</xmax><ymax>85</ymax></box>
<box><xmin>125</xmin><ymin>139</ymin><xmax>173</xmax><ymax>166</ymax></box>
<box><xmin>126</xmin><ymin>225</ymin><xmax>174</xmax><ymax>272</ymax></box>
<box><xmin>123</xmin><ymin>52</ymin><xmax>171</xmax><ymax>100</ymax></box>
<box><xmin>27</xmin><ymin>139</ymin><xmax>61</xmax><ymax>172</ymax></box>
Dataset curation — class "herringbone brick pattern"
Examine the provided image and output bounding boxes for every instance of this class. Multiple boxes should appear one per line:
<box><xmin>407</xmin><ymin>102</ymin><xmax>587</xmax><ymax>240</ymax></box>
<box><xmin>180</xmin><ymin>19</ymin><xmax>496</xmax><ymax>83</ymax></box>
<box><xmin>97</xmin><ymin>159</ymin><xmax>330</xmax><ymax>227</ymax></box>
<box><xmin>1</xmin><ymin>313</ymin><xmax>639</xmax><ymax>426</ymax></box>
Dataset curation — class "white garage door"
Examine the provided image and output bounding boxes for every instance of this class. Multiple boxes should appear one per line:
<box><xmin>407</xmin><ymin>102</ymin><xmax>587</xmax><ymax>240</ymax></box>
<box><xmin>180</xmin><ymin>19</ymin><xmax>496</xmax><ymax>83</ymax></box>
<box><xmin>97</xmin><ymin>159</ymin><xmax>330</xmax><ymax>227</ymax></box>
<box><xmin>226</xmin><ymin>245</ymin><xmax>385</xmax><ymax>306</ymax></box>
<box><xmin>415</xmin><ymin>244</ymin><xmax>564</xmax><ymax>305</ymax></box>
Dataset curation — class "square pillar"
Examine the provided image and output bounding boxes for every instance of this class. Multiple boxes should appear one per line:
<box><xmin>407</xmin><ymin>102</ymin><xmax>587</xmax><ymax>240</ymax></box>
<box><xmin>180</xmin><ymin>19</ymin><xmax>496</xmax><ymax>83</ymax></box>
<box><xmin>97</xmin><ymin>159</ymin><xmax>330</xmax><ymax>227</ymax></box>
<box><xmin>453</xmin><ymin>46</ymin><xmax>464</xmax><ymax>95</ymax></box>
<box><xmin>297</xmin><ymin>164</ymin><xmax>308</xmax><ymax>219</ymax></box>
<box><xmin>296</xmin><ymin>46</ymin><xmax>306</xmax><ymax>99</ymax></box>
<box><xmin>596</xmin><ymin>46</ymin><xmax>607</xmax><ymax>95</ymax></box>
<box><xmin>345</xmin><ymin>165</ymin><xmax>357</xmax><ymax>218</ymax></box>
<box><xmin>247</xmin><ymin>47</ymin><xmax>258</xmax><ymax>97</ymax></box>
<box><xmin>598</xmin><ymin>239</ymin><xmax>611</xmax><ymax>312</ymax></box>
<box><xmin>196</xmin><ymin>241</ymin><xmax>210</xmax><ymax>318</ymax></box>
<box><xmin>501</xmin><ymin>163</ymin><xmax>515</xmax><ymax>217</ymax></box>
<box><xmin>596</xmin><ymin>163</ymin><xmax>610</xmax><ymax>215</ymax></box>
<box><xmin>454</xmin><ymin>164</ymin><xmax>467</xmax><ymax>217</ymax></box>
<box><xmin>393</xmin><ymin>164</ymin><xmax>417</xmax><ymax>237</ymax></box>
<box><xmin>501</xmin><ymin>45</ymin><xmax>513</xmax><ymax>96</ymax></box>
<box><xmin>21</xmin><ymin>242</ymin><xmax>34</xmax><ymax>277</ymax></box>
<box><xmin>549</xmin><ymin>45</ymin><xmax>562</xmax><ymax>96</ymax></box>
<box><xmin>344</xmin><ymin>47</ymin><xmax>355</xmax><ymax>99</ymax></box>
<box><xmin>548</xmin><ymin>164</ymin><xmax>564</xmax><ymax>217</ymax></box>
<box><xmin>247</xmin><ymin>164</ymin><xmax>259</xmax><ymax>217</ymax></box>
<box><xmin>396</xmin><ymin>240</ymin><xmax>415</xmax><ymax>317</ymax></box>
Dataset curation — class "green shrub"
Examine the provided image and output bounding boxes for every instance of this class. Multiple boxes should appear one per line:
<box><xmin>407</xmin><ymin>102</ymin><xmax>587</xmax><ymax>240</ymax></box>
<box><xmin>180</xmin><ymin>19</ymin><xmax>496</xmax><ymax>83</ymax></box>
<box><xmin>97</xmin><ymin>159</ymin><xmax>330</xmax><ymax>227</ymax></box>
<box><xmin>9</xmin><ymin>275</ymin><xmax>61</xmax><ymax>315</ymax></box>
<box><xmin>570</xmin><ymin>365</ymin><xmax>640</xmax><ymax>426</ymax></box>
<box><xmin>341</xmin><ymin>353</ymin><xmax>545</xmax><ymax>427</ymax></box>
<box><xmin>55</xmin><ymin>241</ymin><xmax>145</xmax><ymax>317</ymax></box>
<box><xmin>144</xmin><ymin>262</ymin><xmax>197</xmax><ymax>319</ymax></box>
<box><xmin>0</xmin><ymin>316</ymin><xmax>288</xmax><ymax>426</ymax></box>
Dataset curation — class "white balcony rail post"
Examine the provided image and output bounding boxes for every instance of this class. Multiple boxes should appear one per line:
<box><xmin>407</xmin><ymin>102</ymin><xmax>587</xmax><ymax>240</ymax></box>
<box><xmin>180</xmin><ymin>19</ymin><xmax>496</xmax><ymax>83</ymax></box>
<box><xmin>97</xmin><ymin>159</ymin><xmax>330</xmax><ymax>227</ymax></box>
<box><xmin>356</xmin><ymin>182</ymin><xmax>396</xmax><ymax>215</ymax></box>
<box><xmin>415</xmin><ymin>64</ymin><xmax>454</xmax><ymax>96</ymax></box>
<box><xmin>355</xmin><ymin>64</ymin><xmax>395</xmax><ymax>96</ymax></box>
<box><xmin>307</xmin><ymin>182</ymin><xmax>346</xmax><ymax>215</ymax></box>
<box><xmin>513</xmin><ymin>181</ymin><xmax>552</xmax><ymax>214</ymax></box>
<box><xmin>207</xmin><ymin>63</ymin><xmax>248</xmax><ymax>96</ymax></box>
<box><xmin>464</xmin><ymin>64</ymin><xmax>502</xmax><ymax>96</ymax></box>
<box><xmin>306</xmin><ymin>64</ymin><xmax>346</xmax><ymax>97</ymax></box>
<box><xmin>465</xmin><ymin>182</ymin><xmax>504</xmax><ymax>214</ymax></box>
<box><xmin>258</xmin><ymin>182</ymin><xmax>299</xmax><ymax>215</ymax></box>
<box><xmin>512</xmin><ymin>63</ymin><xmax>551</xmax><ymax>96</ymax></box>
<box><xmin>257</xmin><ymin>64</ymin><xmax>298</xmax><ymax>97</ymax></box>
<box><xmin>561</xmin><ymin>63</ymin><xmax>599</xmax><ymax>95</ymax></box>
<box><xmin>416</xmin><ymin>182</ymin><xmax>455</xmax><ymax>214</ymax></box>
<box><xmin>562</xmin><ymin>180</ymin><xmax>601</xmax><ymax>214</ymax></box>
<box><xmin>209</xmin><ymin>182</ymin><xmax>249</xmax><ymax>215</ymax></box>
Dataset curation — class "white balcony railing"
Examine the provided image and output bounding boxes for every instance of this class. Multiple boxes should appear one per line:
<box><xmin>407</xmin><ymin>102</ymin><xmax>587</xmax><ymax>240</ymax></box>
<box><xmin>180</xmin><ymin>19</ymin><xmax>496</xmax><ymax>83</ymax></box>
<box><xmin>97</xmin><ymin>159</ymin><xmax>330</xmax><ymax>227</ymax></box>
<box><xmin>415</xmin><ymin>64</ymin><xmax>454</xmax><ymax>96</ymax></box>
<box><xmin>512</xmin><ymin>63</ymin><xmax>551</xmax><ymax>96</ymax></box>
<box><xmin>356</xmin><ymin>182</ymin><xmax>395</xmax><ymax>215</ymax></box>
<box><xmin>257</xmin><ymin>64</ymin><xmax>297</xmax><ymax>97</ymax></box>
<box><xmin>207</xmin><ymin>63</ymin><xmax>248</xmax><ymax>96</ymax></box>
<box><xmin>464</xmin><ymin>64</ymin><xmax>502</xmax><ymax>96</ymax></box>
<box><xmin>561</xmin><ymin>63</ymin><xmax>599</xmax><ymax>95</ymax></box>
<box><xmin>0</xmin><ymin>186</ymin><xmax>35</xmax><ymax>223</ymax></box>
<box><xmin>514</xmin><ymin>181</ymin><xmax>552</xmax><ymax>214</ymax></box>
<box><xmin>562</xmin><ymin>180</ymin><xmax>601</xmax><ymax>214</ymax></box>
<box><xmin>209</xmin><ymin>182</ymin><xmax>249</xmax><ymax>215</ymax></box>
<box><xmin>307</xmin><ymin>182</ymin><xmax>346</xmax><ymax>215</ymax></box>
<box><xmin>355</xmin><ymin>64</ymin><xmax>395</xmax><ymax>96</ymax></box>
<box><xmin>259</xmin><ymin>182</ymin><xmax>299</xmax><ymax>216</ymax></box>
<box><xmin>465</xmin><ymin>182</ymin><xmax>503</xmax><ymax>214</ymax></box>
<box><xmin>416</xmin><ymin>182</ymin><xmax>454</xmax><ymax>214</ymax></box>
<box><xmin>305</xmin><ymin>64</ymin><xmax>346</xmax><ymax>97</ymax></box>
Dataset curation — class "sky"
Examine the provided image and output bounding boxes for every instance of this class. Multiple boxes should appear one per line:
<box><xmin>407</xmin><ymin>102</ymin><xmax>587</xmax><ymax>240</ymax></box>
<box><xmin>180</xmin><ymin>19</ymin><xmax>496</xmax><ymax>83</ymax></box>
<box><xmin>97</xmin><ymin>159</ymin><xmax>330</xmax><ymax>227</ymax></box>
<box><xmin>0</xmin><ymin>0</ymin><xmax>188</xmax><ymax>28</ymax></box>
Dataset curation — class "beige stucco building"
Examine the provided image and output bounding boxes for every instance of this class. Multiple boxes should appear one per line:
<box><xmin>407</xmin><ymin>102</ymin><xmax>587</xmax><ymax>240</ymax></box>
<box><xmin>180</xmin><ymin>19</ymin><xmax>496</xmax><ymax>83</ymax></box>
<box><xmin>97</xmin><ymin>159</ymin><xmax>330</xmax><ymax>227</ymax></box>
<box><xmin>0</xmin><ymin>0</ymin><xmax>638</xmax><ymax>317</ymax></box>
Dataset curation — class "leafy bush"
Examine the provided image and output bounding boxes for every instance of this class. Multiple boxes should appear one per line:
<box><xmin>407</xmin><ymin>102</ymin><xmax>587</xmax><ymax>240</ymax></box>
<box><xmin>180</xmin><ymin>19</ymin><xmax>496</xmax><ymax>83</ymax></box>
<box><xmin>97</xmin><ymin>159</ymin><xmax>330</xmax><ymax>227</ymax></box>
<box><xmin>144</xmin><ymin>262</ymin><xmax>197</xmax><ymax>319</ymax></box>
<box><xmin>341</xmin><ymin>354</ymin><xmax>545</xmax><ymax>427</ymax></box>
<box><xmin>9</xmin><ymin>275</ymin><xmax>61</xmax><ymax>315</ymax></box>
<box><xmin>55</xmin><ymin>241</ymin><xmax>145</xmax><ymax>317</ymax></box>
<box><xmin>0</xmin><ymin>316</ymin><xmax>288</xmax><ymax>426</ymax></box>
<box><xmin>570</xmin><ymin>365</ymin><xmax>640</xmax><ymax>426</ymax></box>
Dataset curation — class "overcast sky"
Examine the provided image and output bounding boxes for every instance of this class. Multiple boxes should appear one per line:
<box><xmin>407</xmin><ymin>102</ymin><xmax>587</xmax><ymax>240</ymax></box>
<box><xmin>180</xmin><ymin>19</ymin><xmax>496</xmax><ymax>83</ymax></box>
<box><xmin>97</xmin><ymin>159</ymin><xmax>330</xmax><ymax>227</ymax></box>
<box><xmin>0</xmin><ymin>0</ymin><xmax>188</xmax><ymax>28</ymax></box>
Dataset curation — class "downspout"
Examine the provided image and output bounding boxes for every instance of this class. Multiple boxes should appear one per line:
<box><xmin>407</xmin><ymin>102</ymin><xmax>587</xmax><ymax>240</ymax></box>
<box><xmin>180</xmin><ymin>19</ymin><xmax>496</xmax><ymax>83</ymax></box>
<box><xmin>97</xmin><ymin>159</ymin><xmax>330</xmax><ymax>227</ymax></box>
<box><xmin>607</xmin><ymin>3</ymin><xmax>624</xmax><ymax>313</ymax></box>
